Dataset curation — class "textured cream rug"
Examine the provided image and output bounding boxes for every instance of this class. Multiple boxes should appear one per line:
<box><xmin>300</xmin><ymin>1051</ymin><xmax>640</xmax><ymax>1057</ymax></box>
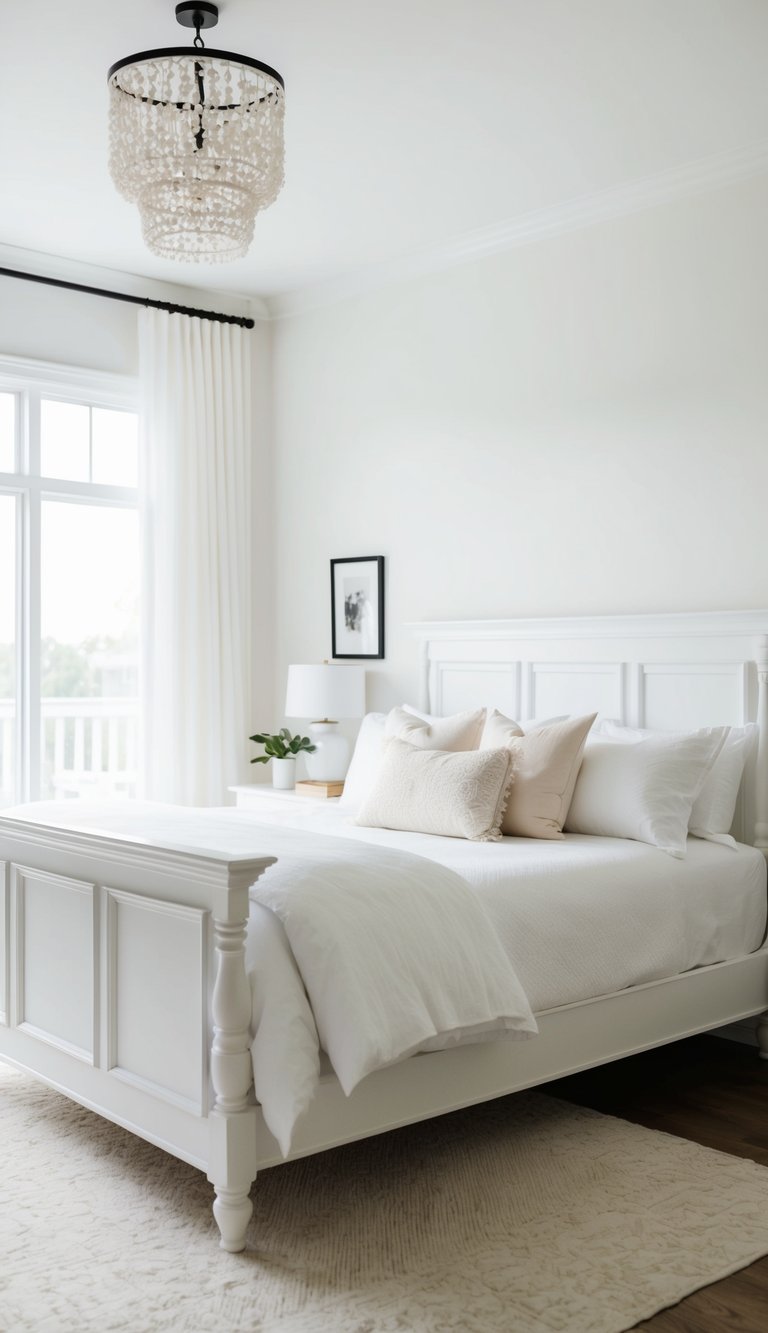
<box><xmin>2</xmin><ymin>1064</ymin><xmax>768</xmax><ymax>1333</ymax></box>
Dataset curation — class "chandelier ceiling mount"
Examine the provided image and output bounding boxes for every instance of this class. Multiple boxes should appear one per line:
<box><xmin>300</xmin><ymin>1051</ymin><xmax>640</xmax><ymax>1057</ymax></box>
<box><xmin>174</xmin><ymin>3</ymin><xmax>220</xmax><ymax>38</ymax></box>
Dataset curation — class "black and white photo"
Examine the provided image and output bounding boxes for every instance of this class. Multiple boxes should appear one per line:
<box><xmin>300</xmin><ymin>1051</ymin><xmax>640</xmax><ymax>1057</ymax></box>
<box><xmin>331</xmin><ymin>556</ymin><xmax>384</xmax><ymax>659</ymax></box>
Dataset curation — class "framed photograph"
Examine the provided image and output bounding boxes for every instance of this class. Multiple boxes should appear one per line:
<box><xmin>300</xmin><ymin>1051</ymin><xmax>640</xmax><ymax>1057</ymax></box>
<box><xmin>331</xmin><ymin>556</ymin><xmax>385</xmax><ymax>660</ymax></box>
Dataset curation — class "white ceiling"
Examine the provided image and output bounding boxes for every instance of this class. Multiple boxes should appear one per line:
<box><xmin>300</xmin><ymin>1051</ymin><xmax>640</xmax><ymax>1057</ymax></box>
<box><xmin>4</xmin><ymin>0</ymin><xmax>768</xmax><ymax>301</ymax></box>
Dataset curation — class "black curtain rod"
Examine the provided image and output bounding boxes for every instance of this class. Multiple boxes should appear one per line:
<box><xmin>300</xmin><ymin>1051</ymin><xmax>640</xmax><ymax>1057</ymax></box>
<box><xmin>0</xmin><ymin>266</ymin><xmax>255</xmax><ymax>329</ymax></box>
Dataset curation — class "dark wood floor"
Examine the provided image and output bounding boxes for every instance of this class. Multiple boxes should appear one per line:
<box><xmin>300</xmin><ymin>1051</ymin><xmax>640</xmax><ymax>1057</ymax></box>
<box><xmin>549</xmin><ymin>1035</ymin><xmax>768</xmax><ymax>1332</ymax></box>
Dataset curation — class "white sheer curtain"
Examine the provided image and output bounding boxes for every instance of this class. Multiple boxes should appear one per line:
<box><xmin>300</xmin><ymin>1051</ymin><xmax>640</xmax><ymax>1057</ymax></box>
<box><xmin>138</xmin><ymin>309</ymin><xmax>254</xmax><ymax>804</ymax></box>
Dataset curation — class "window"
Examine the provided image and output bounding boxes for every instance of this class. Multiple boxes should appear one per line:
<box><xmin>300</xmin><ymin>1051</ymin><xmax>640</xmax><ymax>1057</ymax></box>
<box><xmin>0</xmin><ymin>365</ymin><xmax>140</xmax><ymax>806</ymax></box>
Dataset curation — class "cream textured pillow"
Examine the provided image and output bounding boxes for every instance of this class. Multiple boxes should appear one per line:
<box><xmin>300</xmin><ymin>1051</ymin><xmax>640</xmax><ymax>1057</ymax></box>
<box><xmin>565</xmin><ymin>727</ymin><xmax>729</xmax><ymax>858</ymax></box>
<box><xmin>481</xmin><ymin>712</ymin><xmax>597</xmax><ymax>839</ymax></box>
<box><xmin>356</xmin><ymin>738</ymin><xmax>515</xmax><ymax>842</ymax></box>
<box><xmin>385</xmin><ymin>705</ymin><xmax>486</xmax><ymax>751</ymax></box>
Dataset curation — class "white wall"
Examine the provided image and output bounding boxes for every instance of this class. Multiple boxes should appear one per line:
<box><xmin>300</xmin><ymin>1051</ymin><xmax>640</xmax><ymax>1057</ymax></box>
<box><xmin>0</xmin><ymin>272</ymin><xmax>139</xmax><ymax>376</ymax></box>
<box><xmin>272</xmin><ymin>174</ymin><xmax>768</xmax><ymax>715</ymax></box>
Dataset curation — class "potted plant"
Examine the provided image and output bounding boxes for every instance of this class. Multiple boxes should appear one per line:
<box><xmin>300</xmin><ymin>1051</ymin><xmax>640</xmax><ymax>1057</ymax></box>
<box><xmin>249</xmin><ymin>728</ymin><xmax>316</xmax><ymax>790</ymax></box>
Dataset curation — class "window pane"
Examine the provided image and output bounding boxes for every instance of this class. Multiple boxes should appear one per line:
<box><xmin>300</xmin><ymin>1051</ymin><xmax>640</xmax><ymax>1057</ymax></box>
<box><xmin>0</xmin><ymin>495</ymin><xmax>16</xmax><ymax>806</ymax></box>
<box><xmin>92</xmin><ymin>408</ymin><xmax>139</xmax><ymax>487</ymax></box>
<box><xmin>40</xmin><ymin>501</ymin><xmax>139</xmax><ymax>800</ymax></box>
<box><xmin>0</xmin><ymin>393</ymin><xmax>15</xmax><ymax>472</ymax></box>
<box><xmin>41</xmin><ymin>400</ymin><xmax>90</xmax><ymax>481</ymax></box>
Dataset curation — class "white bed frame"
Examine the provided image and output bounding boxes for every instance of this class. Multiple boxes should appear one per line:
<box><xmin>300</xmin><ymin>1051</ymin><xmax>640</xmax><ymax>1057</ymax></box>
<box><xmin>2</xmin><ymin>610</ymin><xmax>768</xmax><ymax>1253</ymax></box>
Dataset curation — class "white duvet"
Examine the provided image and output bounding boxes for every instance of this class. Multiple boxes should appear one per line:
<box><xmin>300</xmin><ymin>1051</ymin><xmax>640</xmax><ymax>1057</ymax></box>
<box><xmin>247</xmin><ymin>829</ymin><xmax>537</xmax><ymax>1151</ymax></box>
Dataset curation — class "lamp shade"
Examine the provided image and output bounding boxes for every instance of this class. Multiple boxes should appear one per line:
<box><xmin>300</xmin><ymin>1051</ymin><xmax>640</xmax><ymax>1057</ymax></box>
<box><xmin>285</xmin><ymin>664</ymin><xmax>366</xmax><ymax>721</ymax></box>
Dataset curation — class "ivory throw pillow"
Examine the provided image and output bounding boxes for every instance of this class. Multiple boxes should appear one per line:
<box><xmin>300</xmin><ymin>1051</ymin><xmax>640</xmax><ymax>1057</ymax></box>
<box><xmin>594</xmin><ymin>719</ymin><xmax>754</xmax><ymax>847</ymax></box>
<box><xmin>385</xmin><ymin>705</ymin><xmax>486</xmax><ymax>751</ymax></box>
<box><xmin>356</xmin><ymin>738</ymin><xmax>515</xmax><ymax>842</ymax></box>
<box><xmin>481</xmin><ymin>712</ymin><xmax>596</xmax><ymax>839</ymax></box>
<box><xmin>565</xmin><ymin>727</ymin><xmax>729</xmax><ymax>858</ymax></box>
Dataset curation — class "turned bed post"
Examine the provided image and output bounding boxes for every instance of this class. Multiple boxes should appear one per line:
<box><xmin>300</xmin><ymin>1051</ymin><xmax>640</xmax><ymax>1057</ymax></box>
<box><xmin>206</xmin><ymin>873</ymin><xmax>268</xmax><ymax>1252</ymax></box>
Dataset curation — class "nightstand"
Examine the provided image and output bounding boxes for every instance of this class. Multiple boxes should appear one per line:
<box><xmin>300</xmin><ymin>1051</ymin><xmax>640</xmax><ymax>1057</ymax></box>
<box><xmin>228</xmin><ymin>785</ymin><xmax>341</xmax><ymax>810</ymax></box>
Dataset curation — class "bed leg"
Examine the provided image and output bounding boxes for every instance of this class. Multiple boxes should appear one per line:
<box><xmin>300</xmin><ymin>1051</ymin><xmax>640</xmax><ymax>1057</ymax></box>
<box><xmin>757</xmin><ymin>1012</ymin><xmax>768</xmax><ymax>1061</ymax></box>
<box><xmin>207</xmin><ymin>912</ymin><xmax>259</xmax><ymax>1253</ymax></box>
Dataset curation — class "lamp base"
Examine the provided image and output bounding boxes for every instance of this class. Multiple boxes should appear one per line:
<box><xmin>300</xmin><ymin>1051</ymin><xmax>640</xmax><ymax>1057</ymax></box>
<box><xmin>304</xmin><ymin>721</ymin><xmax>350</xmax><ymax>782</ymax></box>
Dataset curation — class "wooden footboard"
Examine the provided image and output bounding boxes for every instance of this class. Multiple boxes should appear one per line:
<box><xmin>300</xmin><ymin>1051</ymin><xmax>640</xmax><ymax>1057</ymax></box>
<box><xmin>0</xmin><ymin>814</ymin><xmax>274</xmax><ymax>1252</ymax></box>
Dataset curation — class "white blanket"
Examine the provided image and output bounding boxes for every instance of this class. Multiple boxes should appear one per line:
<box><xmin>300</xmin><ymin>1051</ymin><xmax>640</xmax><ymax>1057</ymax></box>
<box><xmin>0</xmin><ymin>802</ymin><xmax>536</xmax><ymax>1156</ymax></box>
<box><xmin>248</xmin><ymin>831</ymin><xmax>536</xmax><ymax>1151</ymax></box>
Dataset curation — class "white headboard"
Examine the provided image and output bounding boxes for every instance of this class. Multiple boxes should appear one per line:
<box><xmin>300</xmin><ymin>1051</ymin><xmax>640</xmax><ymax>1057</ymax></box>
<box><xmin>408</xmin><ymin>610</ymin><xmax>768</xmax><ymax>850</ymax></box>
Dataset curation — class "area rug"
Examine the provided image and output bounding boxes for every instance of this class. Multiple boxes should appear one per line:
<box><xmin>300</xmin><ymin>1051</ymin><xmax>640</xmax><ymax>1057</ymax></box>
<box><xmin>2</xmin><ymin>1064</ymin><xmax>768</xmax><ymax>1333</ymax></box>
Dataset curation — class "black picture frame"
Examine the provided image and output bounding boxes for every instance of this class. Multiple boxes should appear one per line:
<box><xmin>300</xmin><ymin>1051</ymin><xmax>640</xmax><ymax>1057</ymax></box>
<box><xmin>331</xmin><ymin>556</ymin><xmax>385</xmax><ymax>660</ymax></box>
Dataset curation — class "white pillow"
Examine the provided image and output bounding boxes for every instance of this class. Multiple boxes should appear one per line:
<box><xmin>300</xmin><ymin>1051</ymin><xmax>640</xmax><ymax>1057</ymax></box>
<box><xmin>385</xmin><ymin>705</ymin><xmax>486</xmax><ymax>751</ymax></box>
<box><xmin>689</xmin><ymin>725</ymin><xmax>758</xmax><ymax>846</ymax></box>
<box><xmin>339</xmin><ymin>712</ymin><xmax>387</xmax><ymax>813</ymax></box>
<box><xmin>594</xmin><ymin>720</ymin><xmax>752</xmax><ymax>846</ymax></box>
<box><xmin>565</xmin><ymin>727</ymin><xmax>729</xmax><ymax>858</ymax></box>
<box><xmin>356</xmin><ymin>738</ymin><xmax>515</xmax><ymax>842</ymax></box>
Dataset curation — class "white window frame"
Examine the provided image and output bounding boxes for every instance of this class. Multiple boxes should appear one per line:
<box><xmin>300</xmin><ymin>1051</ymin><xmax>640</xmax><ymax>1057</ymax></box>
<box><xmin>0</xmin><ymin>354</ymin><xmax>139</xmax><ymax>804</ymax></box>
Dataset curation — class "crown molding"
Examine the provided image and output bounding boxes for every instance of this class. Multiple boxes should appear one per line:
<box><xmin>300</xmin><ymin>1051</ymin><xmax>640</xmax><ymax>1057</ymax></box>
<box><xmin>269</xmin><ymin>139</ymin><xmax>768</xmax><ymax>320</ymax></box>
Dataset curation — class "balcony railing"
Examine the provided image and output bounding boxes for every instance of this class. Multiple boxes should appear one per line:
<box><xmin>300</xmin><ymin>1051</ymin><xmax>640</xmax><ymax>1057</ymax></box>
<box><xmin>0</xmin><ymin>697</ymin><xmax>139</xmax><ymax>805</ymax></box>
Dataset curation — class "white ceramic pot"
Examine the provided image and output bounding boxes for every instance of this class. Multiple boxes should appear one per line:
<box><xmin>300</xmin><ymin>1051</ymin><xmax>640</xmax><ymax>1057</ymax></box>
<box><xmin>271</xmin><ymin>756</ymin><xmax>296</xmax><ymax>790</ymax></box>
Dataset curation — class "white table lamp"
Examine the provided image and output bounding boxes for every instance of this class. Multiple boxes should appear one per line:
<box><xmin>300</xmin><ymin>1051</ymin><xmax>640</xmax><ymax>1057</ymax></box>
<box><xmin>285</xmin><ymin>663</ymin><xmax>366</xmax><ymax>781</ymax></box>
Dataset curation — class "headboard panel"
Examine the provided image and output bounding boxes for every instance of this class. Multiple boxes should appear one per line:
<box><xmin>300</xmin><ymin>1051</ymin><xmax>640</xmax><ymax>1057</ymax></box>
<box><xmin>408</xmin><ymin>611</ymin><xmax>768</xmax><ymax>850</ymax></box>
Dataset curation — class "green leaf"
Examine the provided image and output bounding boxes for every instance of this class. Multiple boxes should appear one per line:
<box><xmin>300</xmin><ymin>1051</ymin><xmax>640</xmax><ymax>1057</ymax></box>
<box><xmin>250</xmin><ymin>756</ymin><xmax>269</xmax><ymax>764</ymax></box>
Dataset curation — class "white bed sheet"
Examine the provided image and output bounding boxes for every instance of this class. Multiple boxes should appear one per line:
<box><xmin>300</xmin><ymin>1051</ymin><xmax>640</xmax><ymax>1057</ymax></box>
<box><xmin>228</xmin><ymin>800</ymin><xmax>768</xmax><ymax>1012</ymax></box>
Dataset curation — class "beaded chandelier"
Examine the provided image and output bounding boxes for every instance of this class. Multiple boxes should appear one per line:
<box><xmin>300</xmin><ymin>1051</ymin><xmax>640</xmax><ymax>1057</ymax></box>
<box><xmin>108</xmin><ymin>2</ymin><xmax>285</xmax><ymax>262</ymax></box>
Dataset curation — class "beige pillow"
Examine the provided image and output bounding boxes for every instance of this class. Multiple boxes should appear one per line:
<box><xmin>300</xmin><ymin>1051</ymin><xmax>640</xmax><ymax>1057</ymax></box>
<box><xmin>479</xmin><ymin>709</ymin><xmax>525</xmax><ymax>747</ymax></box>
<box><xmin>385</xmin><ymin>705</ymin><xmax>486</xmax><ymax>751</ymax></box>
<box><xmin>481</xmin><ymin>712</ymin><xmax>596</xmax><ymax>839</ymax></box>
<box><xmin>356</xmin><ymin>738</ymin><xmax>515</xmax><ymax>842</ymax></box>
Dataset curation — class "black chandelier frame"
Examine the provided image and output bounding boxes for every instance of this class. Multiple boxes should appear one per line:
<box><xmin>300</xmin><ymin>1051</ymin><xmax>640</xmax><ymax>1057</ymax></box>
<box><xmin>108</xmin><ymin>2</ymin><xmax>285</xmax><ymax>103</ymax></box>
